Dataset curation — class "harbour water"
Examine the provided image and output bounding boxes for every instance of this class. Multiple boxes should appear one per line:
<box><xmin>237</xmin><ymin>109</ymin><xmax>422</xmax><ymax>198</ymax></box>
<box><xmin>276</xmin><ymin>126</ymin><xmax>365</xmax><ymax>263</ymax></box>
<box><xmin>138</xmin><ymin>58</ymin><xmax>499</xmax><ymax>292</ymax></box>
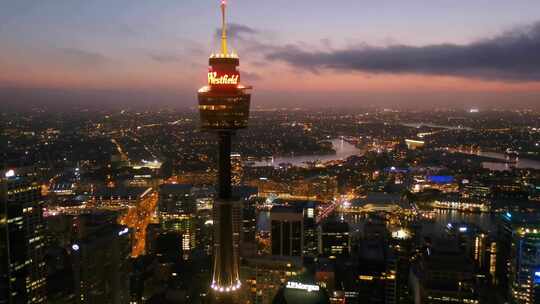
<box><xmin>258</xmin><ymin>209</ymin><xmax>499</xmax><ymax>238</ymax></box>
<box><xmin>478</xmin><ymin>151</ymin><xmax>540</xmax><ymax>170</ymax></box>
<box><xmin>253</xmin><ymin>138</ymin><xmax>363</xmax><ymax>168</ymax></box>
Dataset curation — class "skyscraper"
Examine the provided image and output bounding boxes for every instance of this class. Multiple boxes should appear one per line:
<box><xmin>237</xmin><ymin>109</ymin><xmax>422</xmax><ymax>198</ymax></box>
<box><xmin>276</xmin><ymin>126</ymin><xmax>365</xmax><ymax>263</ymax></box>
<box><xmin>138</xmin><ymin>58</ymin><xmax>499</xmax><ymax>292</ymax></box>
<box><xmin>231</xmin><ymin>153</ymin><xmax>243</xmax><ymax>186</ymax></box>
<box><xmin>409</xmin><ymin>244</ymin><xmax>479</xmax><ymax>304</ymax></box>
<box><xmin>198</xmin><ymin>1</ymin><xmax>252</xmax><ymax>301</ymax></box>
<box><xmin>271</xmin><ymin>206</ymin><xmax>304</xmax><ymax>257</ymax></box>
<box><xmin>69</xmin><ymin>214</ymin><xmax>132</xmax><ymax>304</ymax></box>
<box><xmin>498</xmin><ymin>212</ymin><xmax>540</xmax><ymax>304</ymax></box>
<box><xmin>0</xmin><ymin>170</ymin><xmax>47</xmax><ymax>304</ymax></box>
<box><xmin>158</xmin><ymin>184</ymin><xmax>196</xmax><ymax>259</ymax></box>
<box><xmin>319</xmin><ymin>220</ymin><xmax>350</xmax><ymax>258</ymax></box>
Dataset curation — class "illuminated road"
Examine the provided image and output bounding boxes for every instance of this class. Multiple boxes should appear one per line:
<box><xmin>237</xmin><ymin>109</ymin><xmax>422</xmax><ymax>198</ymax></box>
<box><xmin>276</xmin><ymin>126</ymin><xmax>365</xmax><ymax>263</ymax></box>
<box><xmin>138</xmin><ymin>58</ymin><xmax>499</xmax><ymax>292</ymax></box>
<box><xmin>118</xmin><ymin>190</ymin><xmax>159</xmax><ymax>257</ymax></box>
<box><xmin>129</xmin><ymin>131</ymin><xmax>159</xmax><ymax>160</ymax></box>
<box><xmin>316</xmin><ymin>194</ymin><xmax>354</xmax><ymax>224</ymax></box>
<box><xmin>111</xmin><ymin>138</ymin><xmax>129</xmax><ymax>160</ymax></box>
<box><xmin>316</xmin><ymin>201</ymin><xmax>338</xmax><ymax>224</ymax></box>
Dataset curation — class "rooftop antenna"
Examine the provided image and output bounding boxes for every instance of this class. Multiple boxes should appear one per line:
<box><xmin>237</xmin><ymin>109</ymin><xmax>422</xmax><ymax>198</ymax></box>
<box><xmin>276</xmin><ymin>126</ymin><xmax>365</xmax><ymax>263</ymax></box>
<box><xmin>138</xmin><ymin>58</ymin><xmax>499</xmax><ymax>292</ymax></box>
<box><xmin>220</xmin><ymin>0</ymin><xmax>228</xmax><ymax>55</ymax></box>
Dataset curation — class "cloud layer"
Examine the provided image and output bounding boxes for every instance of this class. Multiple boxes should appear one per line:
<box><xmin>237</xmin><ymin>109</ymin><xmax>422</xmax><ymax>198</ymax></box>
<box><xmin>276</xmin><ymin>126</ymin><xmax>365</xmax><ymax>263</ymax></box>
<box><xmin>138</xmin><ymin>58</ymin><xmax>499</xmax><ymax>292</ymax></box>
<box><xmin>266</xmin><ymin>22</ymin><xmax>540</xmax><ymax>81</ymax></box>
<box><xmin>215</xmin><ymin>23</ymin><xmax>258</xmax><ymax>42</ymax></box>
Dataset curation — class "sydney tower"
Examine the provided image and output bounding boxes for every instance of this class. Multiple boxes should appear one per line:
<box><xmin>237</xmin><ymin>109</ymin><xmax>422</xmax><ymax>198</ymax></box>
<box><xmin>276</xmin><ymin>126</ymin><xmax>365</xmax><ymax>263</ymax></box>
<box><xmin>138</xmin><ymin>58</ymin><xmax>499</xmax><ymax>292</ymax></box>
<box><xmin>198</xmin><ymin>0</ymin><xmax>251</xmax><ymax>302</ymax></box>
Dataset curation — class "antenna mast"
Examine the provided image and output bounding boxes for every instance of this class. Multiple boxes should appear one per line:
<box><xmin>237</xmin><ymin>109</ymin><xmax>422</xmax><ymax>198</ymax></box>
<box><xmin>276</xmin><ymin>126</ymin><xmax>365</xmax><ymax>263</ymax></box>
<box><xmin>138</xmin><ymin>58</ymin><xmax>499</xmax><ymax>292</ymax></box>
<box><xmin>221</xmin><ymin>0</ymin><xmax>228</xmax><ymax>55</ymax></box>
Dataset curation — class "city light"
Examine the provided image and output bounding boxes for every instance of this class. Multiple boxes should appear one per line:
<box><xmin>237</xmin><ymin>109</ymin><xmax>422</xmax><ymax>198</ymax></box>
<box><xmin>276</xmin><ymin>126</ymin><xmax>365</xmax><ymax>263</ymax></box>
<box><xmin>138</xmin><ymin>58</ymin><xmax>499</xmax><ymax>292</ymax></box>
<box><xmin>5</xmin><ymin>169</ymin><xmax>15</xmax><ymax>178</ymax></box>
<box><xmin>118</xmin><ymin>228</ymin><xmax>129</xmax><ymax>236</ymax></box>
<box><xmin>535</xmin><ymin>271</ymin><xmax>540</xmax><ymax>284</ymax></box>
<box><xmin>392</xmin><ymin>229</ymin><xmax>412</xmax><ymax>239</ymax></box>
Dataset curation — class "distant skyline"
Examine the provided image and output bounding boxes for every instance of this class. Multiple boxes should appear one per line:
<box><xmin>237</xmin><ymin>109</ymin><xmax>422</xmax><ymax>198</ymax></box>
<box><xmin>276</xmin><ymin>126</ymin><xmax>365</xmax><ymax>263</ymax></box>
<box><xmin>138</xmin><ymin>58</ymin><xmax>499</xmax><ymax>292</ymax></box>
<box><xmin>1</xmin><ymin>0</ymin><xmax>540</xmax><ymax>108</ymax></box>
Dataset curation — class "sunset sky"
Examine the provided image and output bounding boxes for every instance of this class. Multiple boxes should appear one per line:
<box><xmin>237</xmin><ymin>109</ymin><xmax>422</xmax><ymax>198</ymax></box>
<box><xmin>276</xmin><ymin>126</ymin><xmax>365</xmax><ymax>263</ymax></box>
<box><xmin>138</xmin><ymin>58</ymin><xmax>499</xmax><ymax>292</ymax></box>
<box><xmin>1</xmin><ymin>0</ymin><xmax>540</xmax><ymax>108</ymax></box>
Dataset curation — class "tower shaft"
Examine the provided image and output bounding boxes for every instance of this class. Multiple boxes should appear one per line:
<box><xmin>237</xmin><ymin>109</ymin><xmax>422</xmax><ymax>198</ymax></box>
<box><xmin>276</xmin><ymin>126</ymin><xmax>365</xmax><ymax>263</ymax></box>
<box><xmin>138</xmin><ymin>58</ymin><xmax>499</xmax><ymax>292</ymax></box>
<box><xmin>218</xmin><ymin>131</ymin><xmax>232</xmax><ymax>199</ymax></box>
<box><xmin>211</xmin><ymin>131</ymin><xmax>240</xmax><ymax>303</ymax></box>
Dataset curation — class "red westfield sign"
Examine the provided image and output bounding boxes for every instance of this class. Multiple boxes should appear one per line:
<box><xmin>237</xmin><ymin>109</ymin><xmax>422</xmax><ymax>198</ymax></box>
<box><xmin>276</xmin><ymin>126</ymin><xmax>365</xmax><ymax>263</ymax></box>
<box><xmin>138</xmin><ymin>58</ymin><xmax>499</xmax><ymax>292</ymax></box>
<box><xmin>208</xmin><ymin>71</ymin><xmax>239</xmax><ymax>86</ymax></box>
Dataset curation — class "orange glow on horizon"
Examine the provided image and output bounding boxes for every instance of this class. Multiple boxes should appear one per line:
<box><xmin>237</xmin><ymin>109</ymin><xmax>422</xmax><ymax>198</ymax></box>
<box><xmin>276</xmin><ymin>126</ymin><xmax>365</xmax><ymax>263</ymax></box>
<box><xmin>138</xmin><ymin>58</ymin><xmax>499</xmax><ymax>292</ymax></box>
<box><xmin>249</xmin><ymin>65</ymin><xmax>540</xmax><ymax>94</ymax></box>
<box><xmin>2</xmin><ymin>60</ymin><xmax>540</xmax><ymax>95</ymax></box>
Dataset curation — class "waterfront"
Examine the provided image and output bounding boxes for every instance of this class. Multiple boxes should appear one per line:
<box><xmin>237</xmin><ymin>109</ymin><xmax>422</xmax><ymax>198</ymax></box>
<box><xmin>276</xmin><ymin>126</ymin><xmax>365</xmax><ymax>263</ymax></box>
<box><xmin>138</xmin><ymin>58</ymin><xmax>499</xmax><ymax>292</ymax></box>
<box><xmin>343</xmin><ymin>209</ymin><xmax>497</xmax><ymax>236</ymax></box>
<box><xmin>252</xmin><ymin>138</ymin><xmax>363</xmax><ymax>168</ymax></box>
<box><xmin>479</xmin><ymin>151</ymin><xmax>540</xmax><ymax>170</ymax></box>
<box><xmin>258</xmin><ymin>209</ymin><xmax>499</xmax><ymax>239</ymax></box>
<box><xmin>257</xmin><ymin>210</ymin><xmax>499</xmax><ymax>245</ymax></box>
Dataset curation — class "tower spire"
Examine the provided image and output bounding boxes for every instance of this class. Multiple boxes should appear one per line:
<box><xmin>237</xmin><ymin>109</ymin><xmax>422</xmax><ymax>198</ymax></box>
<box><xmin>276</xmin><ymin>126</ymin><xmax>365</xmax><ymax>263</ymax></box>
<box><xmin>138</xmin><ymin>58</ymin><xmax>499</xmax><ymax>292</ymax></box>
<box><xmin>220</xmin><ymin>0</ymin><xmax>228</xmax><ymax>55</ymax></box>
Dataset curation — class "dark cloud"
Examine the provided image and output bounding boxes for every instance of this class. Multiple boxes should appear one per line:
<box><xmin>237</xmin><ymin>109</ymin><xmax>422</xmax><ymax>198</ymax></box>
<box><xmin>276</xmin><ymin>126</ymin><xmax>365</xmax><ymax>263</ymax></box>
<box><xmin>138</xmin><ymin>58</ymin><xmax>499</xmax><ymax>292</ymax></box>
<box><xmin>266</xmin><ymin>21</ymin><xmax>540</xmax><ymax>81</ymax></box>
<box><xmin>215</xmin><ymin>23</ymin><xmax>258</xmax><ymax>41</ymax></box>
<box><xmin>60</xmin><ymin>48</ymin><xmax>108</xmax><ymax>66</ymax></box>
